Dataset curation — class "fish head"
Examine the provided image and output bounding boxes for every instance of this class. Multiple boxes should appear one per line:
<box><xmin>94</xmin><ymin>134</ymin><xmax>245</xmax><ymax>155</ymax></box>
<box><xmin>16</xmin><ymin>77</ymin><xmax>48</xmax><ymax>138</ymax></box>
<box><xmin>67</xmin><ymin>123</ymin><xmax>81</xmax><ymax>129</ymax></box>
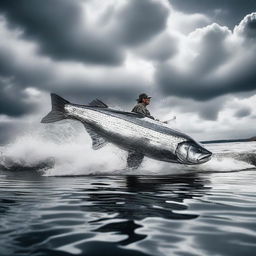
<box><xmin>176</xmin><ymin>141</ymin><xmax>212</xmax><ymax>164</ymax></box>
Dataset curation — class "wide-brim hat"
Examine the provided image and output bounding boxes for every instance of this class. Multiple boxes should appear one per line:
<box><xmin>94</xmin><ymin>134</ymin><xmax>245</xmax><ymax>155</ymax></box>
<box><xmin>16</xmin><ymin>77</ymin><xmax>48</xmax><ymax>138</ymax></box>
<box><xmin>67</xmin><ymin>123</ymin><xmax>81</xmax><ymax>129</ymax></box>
<box><xmin>137</xmin><ymin>93</ymin><xmax>152</xmax><ymax>102</ymax></box>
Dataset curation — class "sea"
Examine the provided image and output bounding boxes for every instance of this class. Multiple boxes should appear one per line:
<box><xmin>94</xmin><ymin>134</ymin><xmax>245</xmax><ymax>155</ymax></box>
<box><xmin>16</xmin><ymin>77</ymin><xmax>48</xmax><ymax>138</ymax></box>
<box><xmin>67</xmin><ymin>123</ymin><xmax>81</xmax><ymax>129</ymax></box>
<box><xmin>0</xmin><ymin>122</ymin><xmax>255</xmax><ymax>256</ymax></box>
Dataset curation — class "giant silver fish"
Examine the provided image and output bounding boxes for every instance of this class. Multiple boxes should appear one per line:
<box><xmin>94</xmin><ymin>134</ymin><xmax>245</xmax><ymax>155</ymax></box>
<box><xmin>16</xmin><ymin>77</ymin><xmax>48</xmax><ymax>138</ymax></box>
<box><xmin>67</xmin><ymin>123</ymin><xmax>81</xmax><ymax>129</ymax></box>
<box><xmin>41</xmin><ymin>94</ymin><xmax>212</xmax><ymax>168</ymax></box>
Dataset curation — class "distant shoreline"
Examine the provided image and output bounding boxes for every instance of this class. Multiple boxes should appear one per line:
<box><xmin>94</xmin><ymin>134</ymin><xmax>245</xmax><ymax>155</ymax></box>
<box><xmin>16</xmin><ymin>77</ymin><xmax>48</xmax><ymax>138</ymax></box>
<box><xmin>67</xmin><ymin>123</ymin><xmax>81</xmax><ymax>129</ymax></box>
<box><xmin>202</xmin><ymin>136</ymin><xmax>256</xmax><ymax>144</ymax></box>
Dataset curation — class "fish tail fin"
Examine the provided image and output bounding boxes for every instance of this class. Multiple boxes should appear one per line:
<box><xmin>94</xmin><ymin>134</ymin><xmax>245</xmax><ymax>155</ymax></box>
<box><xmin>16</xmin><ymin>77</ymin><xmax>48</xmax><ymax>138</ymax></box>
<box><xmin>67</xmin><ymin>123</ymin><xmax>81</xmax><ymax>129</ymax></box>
<box><xmin>41</xmin><ymin>93</ymin><xmax>70</xmax><ymax>123</ymax></box>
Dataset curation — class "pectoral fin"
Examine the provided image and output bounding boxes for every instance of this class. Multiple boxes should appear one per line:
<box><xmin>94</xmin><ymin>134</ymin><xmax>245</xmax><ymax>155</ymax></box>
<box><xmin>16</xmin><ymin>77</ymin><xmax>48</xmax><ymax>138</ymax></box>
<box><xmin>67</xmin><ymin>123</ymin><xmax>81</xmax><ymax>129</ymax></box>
<box><xmin>127</xmin><ymin>151</ymin><xmax>144</xmax><ymax>169</ymax></box>
<box><xmin>83</xmin><ymin>124</ymin><xmax>108</xmax><ymax>150</ymax></box>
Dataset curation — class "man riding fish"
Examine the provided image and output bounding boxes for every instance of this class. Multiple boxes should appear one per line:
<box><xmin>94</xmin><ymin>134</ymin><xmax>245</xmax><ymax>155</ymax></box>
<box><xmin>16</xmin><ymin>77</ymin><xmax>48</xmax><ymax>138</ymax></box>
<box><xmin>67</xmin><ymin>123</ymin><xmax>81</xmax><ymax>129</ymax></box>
<box><xmin>41</xmin><ymin>93</ymin><xmax>212</xmax><ymax>169</ymax></box>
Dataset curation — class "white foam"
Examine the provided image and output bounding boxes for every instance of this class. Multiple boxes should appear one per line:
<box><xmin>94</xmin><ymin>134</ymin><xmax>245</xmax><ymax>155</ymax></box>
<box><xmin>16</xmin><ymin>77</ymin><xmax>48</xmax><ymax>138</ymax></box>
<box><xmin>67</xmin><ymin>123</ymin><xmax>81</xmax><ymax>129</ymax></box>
<box><xmin>0</xmin><ymin>121</ymin><xmax>124</xmax><ymax>176</ymax></box>
<box><xmin>0</xmin><ymin>122</ymin><xmax>255</xmax><ymax>176</ymax></box>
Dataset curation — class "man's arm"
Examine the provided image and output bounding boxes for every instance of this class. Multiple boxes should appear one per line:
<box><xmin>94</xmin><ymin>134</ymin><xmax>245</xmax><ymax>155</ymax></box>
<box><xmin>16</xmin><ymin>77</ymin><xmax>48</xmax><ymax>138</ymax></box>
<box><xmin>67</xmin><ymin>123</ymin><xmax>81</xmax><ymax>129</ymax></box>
<box><xmin>144</xmin><ymin>108</ymin><xmax>155</xmax><ymax>120</ymax></box>
<box><xmin>132</xmin><ymin>104</ymin><xmax>155</xmax><ymax>120</ymax></box>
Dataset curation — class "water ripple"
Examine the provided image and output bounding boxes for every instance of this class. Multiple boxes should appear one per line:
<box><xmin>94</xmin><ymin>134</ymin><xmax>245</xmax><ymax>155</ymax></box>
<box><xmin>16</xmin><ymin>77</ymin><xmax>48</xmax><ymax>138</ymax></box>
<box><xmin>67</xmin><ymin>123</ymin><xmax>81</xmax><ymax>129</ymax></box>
<box><xmin>0</xmin><ymin>170</ymin><xmax>256</xmax><ymax>256</ymax></box>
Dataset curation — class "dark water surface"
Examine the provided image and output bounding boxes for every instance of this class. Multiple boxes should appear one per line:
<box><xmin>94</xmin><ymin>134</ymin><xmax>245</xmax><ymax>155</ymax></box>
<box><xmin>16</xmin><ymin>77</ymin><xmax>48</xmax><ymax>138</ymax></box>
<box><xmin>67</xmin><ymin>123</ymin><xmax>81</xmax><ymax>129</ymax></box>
<box><xmin>1</xmin><ymin>169</ymin><xmax>256</xmax><ymax>256</ymax></box>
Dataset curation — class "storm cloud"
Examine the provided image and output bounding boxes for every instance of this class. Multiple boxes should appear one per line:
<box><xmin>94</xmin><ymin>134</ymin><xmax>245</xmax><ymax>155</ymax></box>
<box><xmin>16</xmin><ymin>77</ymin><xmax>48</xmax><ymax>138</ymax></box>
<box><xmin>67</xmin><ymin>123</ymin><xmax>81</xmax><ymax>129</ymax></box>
<box><xmin>0</xmin><ymin>0</ymin><xmax>169</xmax><ymax>65</ymax></box>
<box><xmin>169</xmin><ymin>0</ymin><xmax>256</xmax><ymax>28</ymax></box>
<box><xmin>234</xmin><ymin>107</ymin><xmax>252</xmax><ymax>118</ymax></box>
<box><xmin>0</xmin><ymin>0</ymin><xmax>123</xmax><ymax>64</ymax></box>
<box><xmin>0</xmin><ymin>12</ymin><xmax>153</xmax><ymax>114</ymax></box>
<box><xmin>134</xmin><ymin>32</ymin><xmax>178</xmax><ymax>62</ymax></box>
<box><xmin>156</xmin><ymin>13</ymin><xmax>256</xmax><ymax>101</ymax></box>
<box><xmin>114</xmin><ymin>0</ymin><xmax>169</xmax><ymax>45</ymax></box>
<box><xmin>0</xmin><ymin>0</ymin><xmax>255</xmax><ymax>140</ymax></box>
<box><xmin>0</xmin><ymin>78</ymin><xmax>37</xmax><ymax>116</ymax></box>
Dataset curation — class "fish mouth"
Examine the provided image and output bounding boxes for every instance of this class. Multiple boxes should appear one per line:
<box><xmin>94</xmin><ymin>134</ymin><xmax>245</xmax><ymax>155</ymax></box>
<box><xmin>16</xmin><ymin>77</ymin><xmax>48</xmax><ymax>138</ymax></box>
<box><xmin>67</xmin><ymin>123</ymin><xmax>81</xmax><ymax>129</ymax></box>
<box><xmin>198</xmin><ymin>153</ymin><xmax>212</xmax><ymax>163</ymax></box>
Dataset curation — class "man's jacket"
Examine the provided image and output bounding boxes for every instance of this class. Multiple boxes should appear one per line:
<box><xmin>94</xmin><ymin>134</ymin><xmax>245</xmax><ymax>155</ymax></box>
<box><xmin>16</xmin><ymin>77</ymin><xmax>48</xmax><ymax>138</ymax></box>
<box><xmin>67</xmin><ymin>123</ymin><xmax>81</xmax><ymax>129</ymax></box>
<box><xmin>131</xmin><ymin>103</ymin><xmax>154</xmax><ymax>119</ymax></box>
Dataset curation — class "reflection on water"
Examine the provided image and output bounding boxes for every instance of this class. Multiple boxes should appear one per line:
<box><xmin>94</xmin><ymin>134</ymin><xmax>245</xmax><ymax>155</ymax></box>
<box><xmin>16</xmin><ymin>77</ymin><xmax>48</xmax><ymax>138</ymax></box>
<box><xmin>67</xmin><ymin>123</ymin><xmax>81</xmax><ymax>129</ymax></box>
<box><xmin>83</xmin><ymin>174</ymin><xmax>208</xmax><ymax>247</ymax></box>
<box><xmin>85</xmin><ymin>175</ymin><xmax>205</xmax><ymax>220</ymax></box>
<box><xmin>0</xmin><ymin>170</ymin><xmax>256</xmax><ymax>256</ymax></box>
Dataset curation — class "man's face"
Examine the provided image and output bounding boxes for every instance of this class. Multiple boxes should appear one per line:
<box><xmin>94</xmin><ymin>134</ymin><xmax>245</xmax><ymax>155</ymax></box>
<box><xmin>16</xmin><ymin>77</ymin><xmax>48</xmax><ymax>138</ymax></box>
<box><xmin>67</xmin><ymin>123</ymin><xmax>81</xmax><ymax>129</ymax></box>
<box><xmin>142</xmin><ymin>98</ymin><xmax>151</xmax><ymax>105</ymax></box>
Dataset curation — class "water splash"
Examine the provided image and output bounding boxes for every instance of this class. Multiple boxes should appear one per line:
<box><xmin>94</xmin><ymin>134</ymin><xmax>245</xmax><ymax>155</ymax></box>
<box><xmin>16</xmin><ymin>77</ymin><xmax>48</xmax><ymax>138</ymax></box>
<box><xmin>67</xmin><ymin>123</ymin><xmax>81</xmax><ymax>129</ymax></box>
<box><xmin>0</xmin><ymin>121</ymin><xmax>255</xmax><ymax>176</ymax></box>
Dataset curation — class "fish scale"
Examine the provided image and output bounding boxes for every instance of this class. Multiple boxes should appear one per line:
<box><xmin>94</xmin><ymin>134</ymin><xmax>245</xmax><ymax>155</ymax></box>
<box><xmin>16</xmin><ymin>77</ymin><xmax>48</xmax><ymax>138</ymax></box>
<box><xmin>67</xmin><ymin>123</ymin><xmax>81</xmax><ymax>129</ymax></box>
<box><xmin>65</xmin><ymin>105</ymin><xmax>183</xmax><ymax>153</ymax></box>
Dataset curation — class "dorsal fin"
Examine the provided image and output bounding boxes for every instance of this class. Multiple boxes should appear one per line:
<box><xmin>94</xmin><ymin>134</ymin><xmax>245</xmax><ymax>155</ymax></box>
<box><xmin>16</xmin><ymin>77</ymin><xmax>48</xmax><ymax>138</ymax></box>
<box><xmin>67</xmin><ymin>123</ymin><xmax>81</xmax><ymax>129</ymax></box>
<box><xmin>83</xmin><ymin>124</ymin><xmax>108</xmax><ymax>150</ymax></box>
<box><xmin>89</xmin><ymin>98</ymin><xmax>108</xmax><ymax>108</ymax></box>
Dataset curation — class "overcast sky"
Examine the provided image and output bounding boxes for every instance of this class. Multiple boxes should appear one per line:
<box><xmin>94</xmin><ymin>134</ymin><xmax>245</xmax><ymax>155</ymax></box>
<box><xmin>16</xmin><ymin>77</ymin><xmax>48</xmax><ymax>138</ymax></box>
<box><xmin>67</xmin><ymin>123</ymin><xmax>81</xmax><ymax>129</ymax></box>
<box><xmin>0</xmin><ymin>0</ymin><xmax>256</xmax><ymax>144</ymax></box>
